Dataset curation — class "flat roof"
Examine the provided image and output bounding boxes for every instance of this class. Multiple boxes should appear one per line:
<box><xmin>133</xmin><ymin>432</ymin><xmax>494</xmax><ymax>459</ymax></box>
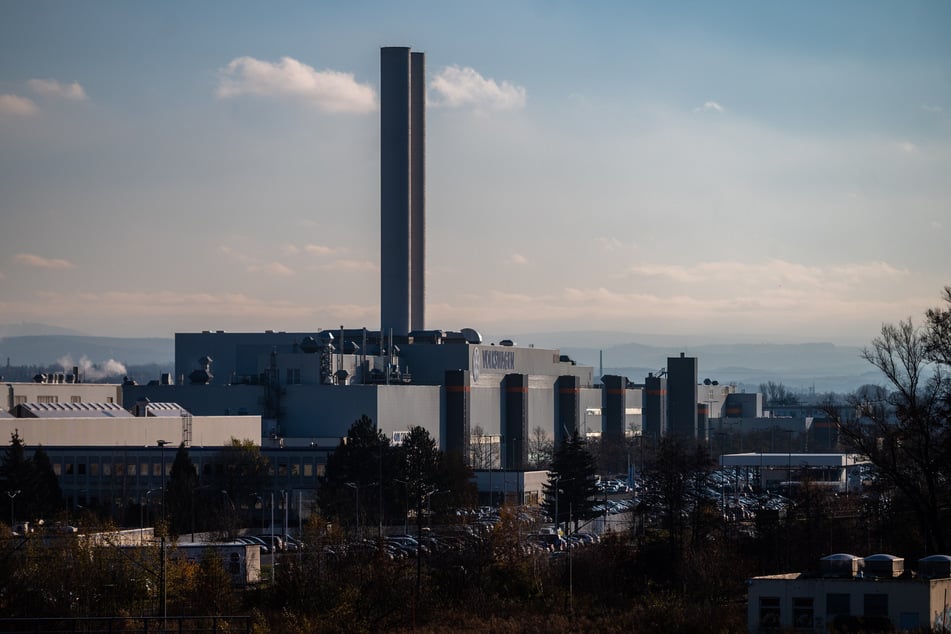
<box><xmin>720</xmin><ymin>453</ymin><xmax>865</xmax><ymax>468</ymax></box>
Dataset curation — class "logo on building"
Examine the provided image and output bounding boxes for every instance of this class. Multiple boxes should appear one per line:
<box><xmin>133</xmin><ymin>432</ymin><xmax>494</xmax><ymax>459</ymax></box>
<box><xmin>472</xmin><ymin>347</ymin><xmax>481</xmax><ymax>383</ymax></box>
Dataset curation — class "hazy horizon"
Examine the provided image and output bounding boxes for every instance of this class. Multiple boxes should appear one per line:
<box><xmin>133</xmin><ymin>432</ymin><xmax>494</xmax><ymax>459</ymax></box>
<box><xmin>2</xmin><ymin>2</ymin><xmax>949</xmax><ymax>345</ymax></box>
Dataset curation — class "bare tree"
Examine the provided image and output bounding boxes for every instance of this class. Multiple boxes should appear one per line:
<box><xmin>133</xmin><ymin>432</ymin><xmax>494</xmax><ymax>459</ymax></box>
<box><xmin>831</xmin><ymin>316</ymin><xmax>951</xmax><ymax>553</ymax></box>
<box><xmin>527</xmin><ymin>425</ymin><xmax>553</xmax><ymax>470</ymax></box>
<box><xmin>469</xmin><ymin>425</ymin><xmax>493</xmax><ymax>470</ymax></box>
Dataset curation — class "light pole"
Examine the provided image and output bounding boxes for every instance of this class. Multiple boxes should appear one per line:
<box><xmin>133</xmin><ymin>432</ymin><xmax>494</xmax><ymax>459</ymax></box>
<box><xmin>345</xmin><ymin>482</ymin><xmax>360</xmax><ymax>536</ymax></box>
<box><xmin>7</xmin><ymin>489</ymin><xmax>20</xmax><ymax>529</ymax></box>
<box><xmin>156</xmin><ymin>440</ymin><xmax>169</xmax><ymax>527</ymax></box>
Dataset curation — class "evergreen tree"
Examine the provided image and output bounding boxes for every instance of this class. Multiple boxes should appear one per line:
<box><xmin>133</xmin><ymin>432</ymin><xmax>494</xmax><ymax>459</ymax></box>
<box><xmin>165</xmin><ymin>443</ymin><xmax>200</xmax><ymax>536</ymax></box>
<box><xmin>542</xmin><ymin>432</ymin><xmax>600</xmax><ymax>532</ymax></box>
<box><xmin>29</xmin><ymin>447</ymin><xmax>63</xmax><ymax>520</ymax></box>
<box><xmin>318</xmin><ymin>415</ymin><xmax>391</xmax><ymax>528</ymax></box>
<box><xmin>1</xmin><ymin>430</ymin><xmax>31</xmax><ymax>497</ymax></box>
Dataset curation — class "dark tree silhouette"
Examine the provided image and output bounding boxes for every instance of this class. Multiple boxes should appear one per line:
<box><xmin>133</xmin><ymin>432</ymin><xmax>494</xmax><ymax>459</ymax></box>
<box><xmin>830</xmin><ymin>311</ymin><xmax>951</xmax><ymax>553</ymax></box>
<box><xmin>165</xmin><ymin>443</ymin><xmax>200</xmax><ymax>536</ymax></box>
<box><xmin>543</xmin><ymin>432</ymin><xmax>599</xmax><ymax>532</ymax></box>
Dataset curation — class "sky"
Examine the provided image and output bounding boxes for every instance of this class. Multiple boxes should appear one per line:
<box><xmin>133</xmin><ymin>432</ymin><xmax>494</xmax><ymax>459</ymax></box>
<box><xmin>1</xmin><ymin>1</ymin><xmax>949</xmax><ymax>346</ymax></box>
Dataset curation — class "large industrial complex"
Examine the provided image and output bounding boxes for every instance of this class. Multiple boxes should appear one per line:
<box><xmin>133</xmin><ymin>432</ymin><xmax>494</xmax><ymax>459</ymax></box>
<box><xmin>3</xmin><ymin>46</ymin><xmax>848</xmax><ymax>518</ymax></box>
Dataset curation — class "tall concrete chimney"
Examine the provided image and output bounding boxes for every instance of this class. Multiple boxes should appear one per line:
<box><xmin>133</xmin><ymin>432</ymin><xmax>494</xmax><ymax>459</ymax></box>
<box><xmin>381</xmin><ymin>46</ymin><xmax>425</xmax><ymax>338</ymax></box>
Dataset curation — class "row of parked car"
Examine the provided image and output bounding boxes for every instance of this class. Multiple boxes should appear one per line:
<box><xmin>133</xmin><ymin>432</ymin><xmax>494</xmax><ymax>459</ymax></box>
<box><xmin>235</xmin><ymin>533</ymin><xmax>305</xmax><ymax>553</ymax></box>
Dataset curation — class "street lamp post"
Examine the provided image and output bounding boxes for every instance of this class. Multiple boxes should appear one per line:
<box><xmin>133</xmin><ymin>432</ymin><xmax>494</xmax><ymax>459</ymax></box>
<box><xmin>156</xmin><ymin>440</ymin><xmax>169</xmax><ymax>527</ymax></box>
<box><xmin>7</xmin><ymin>489</ymin><xmax>20</xmax><ymax>529</ymax></box>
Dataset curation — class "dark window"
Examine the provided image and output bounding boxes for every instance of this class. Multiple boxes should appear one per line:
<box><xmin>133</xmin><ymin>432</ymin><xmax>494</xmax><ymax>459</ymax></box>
<box><xmin>759</xmin><ymin>596</ymin><xmax>781</xmax><ymax>629</ymax></box>
<box><xmin>793</xmin><ymin>597</ymin><xmax>814</xmax><ymax>629</ymax></box>
<box><xmin>827</xmin><ymin>593</ymin><xmax>850</xmax><ymax>616</ymax></box>
<box><xmin>864</xmin><ymin>593</ymin><xmax>888</xmax><ymax>618</ymax></box>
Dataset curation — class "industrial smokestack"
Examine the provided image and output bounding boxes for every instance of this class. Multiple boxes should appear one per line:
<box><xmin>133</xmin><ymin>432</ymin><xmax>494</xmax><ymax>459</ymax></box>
<box><xmin>380</xmin><ymin>46</ymin><xmax>425</xmax><ymax>338</ymax></box>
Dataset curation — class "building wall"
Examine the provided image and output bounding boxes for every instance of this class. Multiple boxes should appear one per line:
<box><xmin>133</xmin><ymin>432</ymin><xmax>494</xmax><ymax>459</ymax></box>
<box><xmin>4</xmin><ymin>382</ymin><xmax>123</xmax><ymax>412</ymax></box>
<box><xmin>0</xmin><ymin>415</ymin><xmax>259</xmax><ymax>448</ymax></box>
<box><xmin>747</xmin><ymin>574</ymin><xmax>951</xmax><ymax>632</ymax></box>
<box><xmin>667</xmin><ymin>353</ymin><xmax>698</xmax><ymax>438</ymax></box>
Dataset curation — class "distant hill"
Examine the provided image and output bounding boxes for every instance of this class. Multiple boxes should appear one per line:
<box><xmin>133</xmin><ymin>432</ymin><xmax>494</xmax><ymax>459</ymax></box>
<box><xmin>507</xmin><ymin>331</ymin><xmax>878</xmax><ymax>394</ymax></box>
<box><xmin>0</xmin><ymin>322</ymin><xmax>86</xmax><ymax>338</ymax></box>
<box><xmin>0</xmin><ymin>330</ymin><xmax>881</xmax><ymax>394</ymax></box>
<box><xmin>0</xmin><ymin>335</ymin><xmax>173</xmax><ymax>366</ymax></box>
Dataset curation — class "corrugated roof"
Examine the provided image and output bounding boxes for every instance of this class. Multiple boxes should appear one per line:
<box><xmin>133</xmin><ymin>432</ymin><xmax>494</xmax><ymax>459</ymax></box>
<box><xmin>18</xmin><ymin>402</ymin><xmax>129</xmax><ymax>418</ymax></box>
<box><xmin>144</xmin><ymin>402</ymin><xmax>190</xmax><ymax>417</ymax></box>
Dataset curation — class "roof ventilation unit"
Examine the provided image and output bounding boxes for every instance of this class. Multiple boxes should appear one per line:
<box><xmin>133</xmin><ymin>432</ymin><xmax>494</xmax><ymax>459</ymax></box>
<box><xmin>918</xmin><ymin>555</ymin><xmax>951</xmax><ymax>579</ymax></box>
<box><xmin>820</xmin><ymin>553</ymin><xmax>863</xmax><ymax>578</ymax></box>
<box><xmin>864</xmin><ymin>554</ymin><xmax>904</xmax><ymax>578</ymax></box>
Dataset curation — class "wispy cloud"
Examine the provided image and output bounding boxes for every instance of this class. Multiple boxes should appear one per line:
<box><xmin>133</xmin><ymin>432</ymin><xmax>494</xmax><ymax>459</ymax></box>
<box><xmin>695</xmin><ymin>101</ymin><xmax>724</xmax><ymax>113</ymax></box>
<box><xmin>304</xmin><ymin>243</ymin><xmax>345</xmax><ymax>256</ymax></box>
<box><xmin>247</xmin><ymin>261</ymin><xmax>295</xmax><ymax>277</ymax></box>
<box><xmin>15</xmin><ymin>253</ymin><xmax>75</xmax><ymax>269</ymax></box>
<box><xmin>318</xmin><ymin>259</ymin><xmax>376</xmax><ymax>272</ymax></box>
<box><xmin>922</xmin><ymin>103</ymin><xmax>943</xmax><ymax>113</ymax></box>
<box><xmin>898</xmin><ymin>141</ymin><xmax>918</xmax><ymax>154</ymax></box>
<box><xmin>217</xmin><ymin>56</ymin><xmax>377</xmax><ymax>113</ymax></box>
<box><xmin>0</xmin><ymin>94</ymin><xmax>38</xmax><ymax>116</ymax></box>
<box><xmin>28</xmin><ymin>78</ymin><xmax>88</xmax><ymax>101</ymax></box>
<box><xmin>510</xmin><ymin>254</ymin><xmax>527</xmax><ymax>265</ymax></box>
<box><xmin>430</xmin><ymin>66</ymin><xmax>527</xmax><ymax>111</ymax></box>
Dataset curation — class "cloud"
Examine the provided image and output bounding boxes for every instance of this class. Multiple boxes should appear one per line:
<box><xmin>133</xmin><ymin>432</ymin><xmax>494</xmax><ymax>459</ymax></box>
<box><xmin>430</xmin><ymin>66</ymin><xmax>527</xmax><ymax>111</ymax></box>
<box><xmin>15</xmin><ymin>253</ymin><xmax>75</xmax><ymax>269</ymax></box>
<box><xmin>28</xmin><ymin>79</ymin><xmax>88</xmax><ymax>101</ymax></box>
<box><xmin>217</xmin><ymin>56</ymin><xmax>377</xmax><ymax>113</ymax></box>
<box><xmin>510</xmin><ymin>254</ymin><xmax>527</xmax><ymax>265</ymax></box>
<box><xmin>922</xmin><ymin>104</ymin><xmax>943</xmax><ymax>113</ymax></box>
<box><xmin>247</xmin><ymin>261</ymin><xmax>295</xmax><ymax>277</ymax></box>
<box><xmin>695</xmin><ymin>101</ymin><xmax>725</xmax><ymax>113</ymax></box>
<box><xmin>304</xmin><ymin>243</ymin><xmax>344</xmax><ymax>256</ymax></box>
<box><xmin>318</xmin><ymin>259</ymin><xmax>377</xmax><ymax>272</ymax></box>
<box><xmin>0</xmin><ymin>94</ymin><xmax>38</xmax><ymax>116</ymax></box>
<box><xmin>898</xmin><ymin>141</ymin><xmax>918</xmax><ymax>154</ymax></box>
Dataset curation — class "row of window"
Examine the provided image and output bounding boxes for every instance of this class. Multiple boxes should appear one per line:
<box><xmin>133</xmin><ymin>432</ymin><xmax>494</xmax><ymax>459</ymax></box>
<box><xmin>49</xmin><ymin>456</ymin><xmax>326</xmax><ymax>481</ymax></box>
<box><xmin>760</xmin><ymin>593</ymin><xmax>892</xmax><ymax>629</ymax></box>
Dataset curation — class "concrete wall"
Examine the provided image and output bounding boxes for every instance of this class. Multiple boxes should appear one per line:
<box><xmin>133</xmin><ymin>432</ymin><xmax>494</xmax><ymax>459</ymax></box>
<box><xmin>747</xmin><ymin>574</ymin><xmax>951</xmax><ymax>632</ymax></box>
<box><xmin>4</xmin><ymin>382</ymin><xmax>123</xmax><ymax>411</ymax></box>
<box><xmin>0</xmin><ymin>414</ymin><xmax>260</xmax><ymax>448</ymax></box>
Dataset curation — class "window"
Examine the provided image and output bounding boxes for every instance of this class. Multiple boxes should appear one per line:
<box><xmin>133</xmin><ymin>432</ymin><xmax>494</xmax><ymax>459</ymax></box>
<box><xmin>37</xmin><ymin>395</ymin><xmax>58</xmax><ymax>404</ymax></box>
<box><xmin>285</xmin><ymin>368</ymin><xmax>300</xmax><ymax>385</ymax></box>
<box><xmin>65</xmin><ymin>463</ymin><xmax>74</xmax><ymax>475</ymax></box>
<box><xmin>278</xmin><ymin>463</ymin><xmax>287</xmax><ymax>477</ymax></box>
<box><xmin>827</xmin><ymin>593</ymin><xmax>850</xmax><ymax>617</ymax></box>
<box><xmin>291</xmin><ymin>462</ymin><xmax>300</xmax><ymax>477</ymax></box>
<box><xmin>864</xmin><ymin>594</ymin><xmax>888</xmax><ymax>618</ymax></box>
<box><xmin>229</xmin><ymin>552</ymin><xmax>240</xmax><ymax>574</ymax></box>
<box><xmin>77</xmin><ymin>462</ymin><xmax>86</xmax><ymax>476</ymax></box>
<box><xmin>303</xmin><ymin>463</ymin><xmax>313</xmax><ymax>478</ymax></box>
<box><xmin>53</xmin><ymin>463</ymin><xmax>62</xmax><ymax>476</ymax></box>
<box><xmin>102</xmin><ymin>462</ymin><xmax>111</xmax><ymax>476</ymax></box>
<box><xmin>106</xmin><ymin>396</ymin><xmax>114</xmax><ymax>403</ymax></box>
<box><xmin>793</xmin><ymin>597</ymin><xmax>814</xmax><ymax>629</ymax></box>
<box><xmin>14</xmin><ymin>395</ymin><xmax>26</xmax><ymax>406</ymax></box>
<box><xmin>90</xmin><ymin>461</ymin><xmax>99</xmax><ymax>477</ymax></box>
<box><xmin>153</xmin><ymin>462</ymin><xmax>162</xmax><ymax>477</ymax></box>
<box><xmin>140</xmin><ymin>462</ymin><xmax>149</xmax><ymax>477</ymax></box>
<box><xmin>316</xmin><ymin>464</ymin><xmax>326</xmax><ymax>478</ymax></box>
<box><xmin>759</xmin><ymin>596</ymin><xmax>781</xmax><ymax>629</ymax></box>
<box><xmin>71</xmin><ymin>395</ymin><xmax>82</xmax><ymax>403</ymax></box>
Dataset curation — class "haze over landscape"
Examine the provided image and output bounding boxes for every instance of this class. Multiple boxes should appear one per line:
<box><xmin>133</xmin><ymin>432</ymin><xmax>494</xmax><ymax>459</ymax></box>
<box><xmin>2</xmin><ymin>2</ymin><xmax>949</xmax><ymax>347</ymax></box>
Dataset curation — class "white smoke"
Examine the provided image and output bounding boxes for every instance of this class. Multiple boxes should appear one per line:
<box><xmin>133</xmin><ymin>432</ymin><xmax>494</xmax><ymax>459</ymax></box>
<box><xmin>57</xmin><ymin>355</ymin><xmax>128</xmax><ymax>381</ymax></box>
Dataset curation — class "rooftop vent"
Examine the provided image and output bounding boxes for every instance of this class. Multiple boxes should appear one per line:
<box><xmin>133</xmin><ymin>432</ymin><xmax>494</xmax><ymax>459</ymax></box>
<box><xmin>919</xmin><ymin>555</ymin><xmax>951</xmax><ymax>579</ymax></box>
<box><xmin>864</xmin><ymin>554</ymin><xmax>904</xmax><ymax>578</ymax></box>
<box><xmin>820</xmin><ymin>553</ymin><xmax>863</xmax><ymax>578</ymax></box>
